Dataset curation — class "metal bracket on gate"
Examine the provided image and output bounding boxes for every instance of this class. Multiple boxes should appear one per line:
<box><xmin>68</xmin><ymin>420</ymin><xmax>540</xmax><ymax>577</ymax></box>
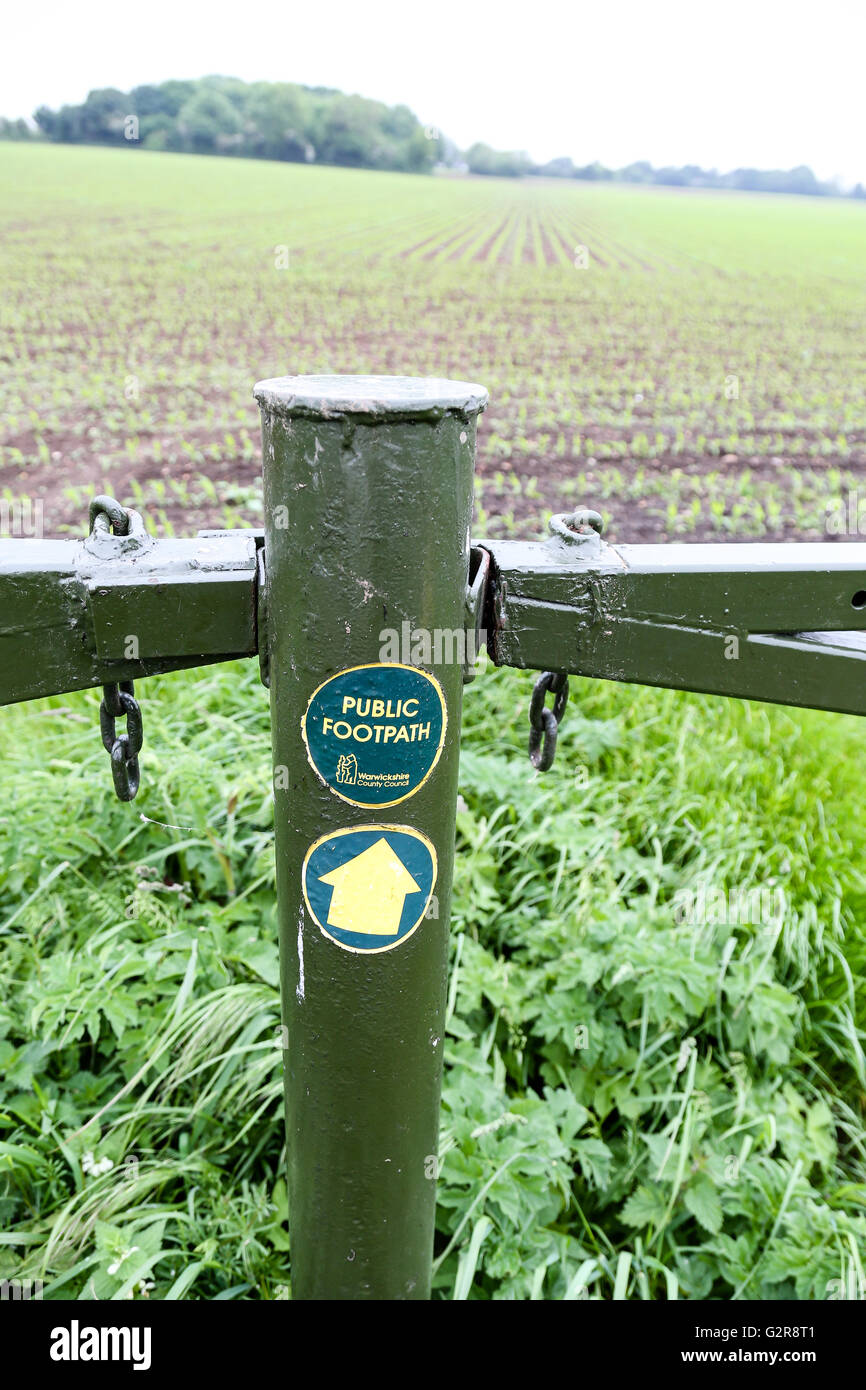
<box><xmin>481</xmin><ymin>505</ymin><xmax>866</xmax><ymax>722</ymax></box>
<box><xmin>4</xmin><ymin>493</ymin><xmax>866</xmax><ymax>778</ymax></box>
<box><xmin>0</xmin><ymin>509</ymin><xmax>260</xmax><ymax>705</ymax></box>
<box><xmin>463</xmin><ymin>545</ymin><xmax>491</xmax><ymax>685</ymax></box>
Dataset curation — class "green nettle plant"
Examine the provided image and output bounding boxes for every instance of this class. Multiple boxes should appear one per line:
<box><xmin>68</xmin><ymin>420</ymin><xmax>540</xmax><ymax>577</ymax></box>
<box><xmin>1</xmin><ymin>659</ymin><xmax>864</xmax><ymax>1299</ymax></box>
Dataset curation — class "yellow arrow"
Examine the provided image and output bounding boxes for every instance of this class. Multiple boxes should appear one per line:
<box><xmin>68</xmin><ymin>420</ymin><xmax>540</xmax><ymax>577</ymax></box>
<box><xmin>319</xmin><ymin>836</ymin><xmax>421</xmax><ymax>936</ymax></box>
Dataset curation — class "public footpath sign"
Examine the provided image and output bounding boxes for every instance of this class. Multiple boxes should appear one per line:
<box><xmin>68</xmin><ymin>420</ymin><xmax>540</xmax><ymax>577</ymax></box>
<box><xmin>302</xmin><ymin>825</ymin><xmax>437</xmax><ymax>953</ymax></box>
<box><xmin>302</xmin><ymin>662</ymin><xmax>446</xmax><ymax>807</ymax></box>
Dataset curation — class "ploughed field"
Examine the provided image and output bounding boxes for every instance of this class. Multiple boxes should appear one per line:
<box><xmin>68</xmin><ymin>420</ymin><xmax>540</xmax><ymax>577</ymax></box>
<box><xmin>2</xmin><ymin>142</ymin><xmax>866</xmax><ymax>543</ymax></box>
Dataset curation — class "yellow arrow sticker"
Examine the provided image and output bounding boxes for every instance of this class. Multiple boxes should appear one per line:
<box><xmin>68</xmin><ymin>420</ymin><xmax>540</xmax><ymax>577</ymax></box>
<box><xmin>302</xmin><ymin>825</ymin><xmax>438</xmax><ymax>954</ymax></box>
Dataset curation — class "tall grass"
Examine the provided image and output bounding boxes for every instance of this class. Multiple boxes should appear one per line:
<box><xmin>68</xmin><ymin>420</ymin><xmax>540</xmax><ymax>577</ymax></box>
<box><xmin>1</xmin><ymin>658</ymin><xmax>864</xmax><ymax>1298</ymax></box>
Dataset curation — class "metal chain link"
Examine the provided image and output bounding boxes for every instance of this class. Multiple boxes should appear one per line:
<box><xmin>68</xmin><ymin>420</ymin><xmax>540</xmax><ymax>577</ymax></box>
<box><xmin>100</xmin><ymin>682</ymin><xmax>143</xmax><ymax>801</ymax></box>
<box><xmin>528</xmin><ymin>671</ymin><xmax>569</xmax><ymax>772</ymax></box>
<box><xmin>89</xmin><ymin>497</ymin><xmax>142</xmax><ymax>801</ymax></box>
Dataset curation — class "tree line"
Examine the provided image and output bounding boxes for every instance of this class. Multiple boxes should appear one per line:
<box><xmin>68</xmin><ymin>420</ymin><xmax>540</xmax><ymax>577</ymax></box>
<box><xmin>520</xmin><ymin>153</ymin><xmax>865</xmax><ymax>199</ymax></box>
<box><xmin>2</xmin><ymin>76</ymin><xmax>863</xmax><ymax>198</ymax></box>
<box><xmin>8</xmin><ymin>77</ymin><xmax>437</xmax><ymax>173</ymax></box>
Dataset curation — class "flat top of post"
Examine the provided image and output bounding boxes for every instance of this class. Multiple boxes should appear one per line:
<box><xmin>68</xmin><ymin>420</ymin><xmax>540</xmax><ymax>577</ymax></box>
<box><xmin>253</xmin><ymin>374</ymin><xmax>488</xmax><ymax>420</ymax></box>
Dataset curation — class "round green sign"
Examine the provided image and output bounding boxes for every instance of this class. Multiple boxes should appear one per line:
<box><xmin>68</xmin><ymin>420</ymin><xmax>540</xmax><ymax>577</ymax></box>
<box><xmin>303</xmin><ymin>825</ymin><xmax>438</xmax><ymax>954</ymax></box>
<box><xmin>301</xmin><ymin>663</ymin><xmax>447</xmax><ymax>807</ymax></box>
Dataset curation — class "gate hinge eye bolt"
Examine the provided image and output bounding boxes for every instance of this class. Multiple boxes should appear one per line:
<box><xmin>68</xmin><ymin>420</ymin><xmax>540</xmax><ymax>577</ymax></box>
<box><xmin>89</xmin><ymin>495</ymin><xmax>131</xmax><ymax>536</ymax></box>
<box><xmin>548</xmin><ymin>507</ymin><xmax>605</xmax><ymax>549</ymax></box>
<box><xmin>86</xmin><ymin>494</ymin><xmax>151</xmax><ymax>557</ymax></box>
<box><xmin>567</xmin><ymin>508</ymin><xmax>604</xmax><ymax>536</ymax></box>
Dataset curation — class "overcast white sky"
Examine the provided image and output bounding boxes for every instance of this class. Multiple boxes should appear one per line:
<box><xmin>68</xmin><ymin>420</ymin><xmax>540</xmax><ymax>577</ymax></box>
<box><xmin>4</xmin><ymin>0</ymin><xmax>865</xmax><ymax>183</ymax></box>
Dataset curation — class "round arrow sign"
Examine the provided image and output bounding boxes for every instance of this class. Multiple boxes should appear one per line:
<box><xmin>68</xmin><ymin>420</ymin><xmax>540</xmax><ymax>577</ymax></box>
<box><xmin>302</xmin><ymin>825</ymin><xmax>438</xmax><ymax>954</ymax></box>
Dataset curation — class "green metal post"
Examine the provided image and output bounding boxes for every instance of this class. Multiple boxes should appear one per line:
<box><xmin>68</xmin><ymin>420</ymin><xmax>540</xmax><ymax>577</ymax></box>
<box><xmin>254</xmin><ymin>376</ymin><xmax>487</xmax><ymax>1300</ymax></box>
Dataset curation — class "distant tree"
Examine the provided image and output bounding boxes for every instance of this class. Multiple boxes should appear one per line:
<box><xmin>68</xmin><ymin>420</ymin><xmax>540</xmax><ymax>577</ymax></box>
<box><xmin>464</xmin><ymin>142</ymin><xmax>496</xmax><ymax>175</ymax></box>
<box><xmin>466</xmin><ymin>142</ymin><xmax>530</xmax><ymax>177</ymax></box>
<box><xmin>127</xmin><ymin>83</ymin><xmax>189</xmax><ymax>148</ymax></box>
<box><xmin>381</xmin><ymin>104</ymin><xmax>417</xmax><ymax>141</ymax></box>
<box><xmin>573</xmin><ymin>161</ymin><xmax>613</xmax><ymax>181</ymax></box>
<box><xmin>318</xmin><ymin>94</ymin><xmax>385</xmax><ymax>167</ymax></box>
<box><xmin>618</xmin><ymin>160</ymin><xmax>653</xmax><ymax>182</ymax></box>
<box><xmin>199</xmin><ymin>75</ymin><xmax>250</xmax><ymax>113</ymax></box>
<box><xmin>315</xmin><ymin>92</ymin><xmax>432</xmax><ymax>171</ymax></box>
<box><xmin>724</xmin><ymin>165</ymin><xmax>825</xmax><ymax>196</ymax></box>
<box><xmin>649</xmin><ymin>163</ymin><xmax>710</xmax><ymax>188</ymax></box>
<box><xmin>35</xmin><ymin>103</ymin><xmax>82</xmax><ymax>141</ymax></box>
<box><xmin>538</xmin><ymin>156</ymin><xmax>575</xmax><ymax>177</ymax></box>
<box><xmin>652</xmin><ymin>166</ymin><xmax>690</xmax><ymax>186</ymax></box>
<box><xmin>141</xmin><ymin>124</ymin><xmax>174</xmax><ymax>152</ymax></box>
<box><xmin>33</xmin><ymin>105</ymin><xmax>59</xmax><ymax>137</ymax></box>
<box><xmin>0</xmin><ymin>117</ymin><xmax>37</xmax><ymax>140</ymax></box>
<box><xmin>177</xmin><ymin>88</ymin><xmax>242</xmax><ymax>153</ymax></box>
<box><xmin>79</xmin><ymin>88</ymin><xmax>129</xmax><ymax>143</ymax></box>
<box><xmin>402</xmin><ymin>126</ymin><xmax>437</xmax><ymax>173</ymax></box>
<box><xmin>155</xmin><ymin>81</ymin><xmax>198</xmax><ymax>116</ymax></box>
<box><xmin>782</xmin><ymin>165</ymin><xmax>824</xmax><ymax>195</ymax></box>
<box><xmin>246</xmin><ymin>83</ymin><xmax>311</xmax><ymax>161</ymax></box>
<box><xmin>129</xmin><ymin>85</ymin><xmax>172</xmax><ymax>118</ymax></box>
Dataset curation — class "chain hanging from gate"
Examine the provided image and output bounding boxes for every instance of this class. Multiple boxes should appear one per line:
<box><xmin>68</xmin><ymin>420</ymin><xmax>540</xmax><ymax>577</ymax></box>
<box><xmin>524</xmin><ymin>505</ymin><xmax>595</xmax><ymax>770</ymax></box>
<box><xmin>528</xmin><ymin>671</ymin><xmax>569</xmax><ymax>771</ymax></box>
<box><xmin>100</xmin><ymin>681</ymin><xmax>143</xmax><ymax>801</ymax></box>
<box><xmin>89</xmin><ymin>497</ymin><xmax>144</xmax><ymax>800</ymax></box>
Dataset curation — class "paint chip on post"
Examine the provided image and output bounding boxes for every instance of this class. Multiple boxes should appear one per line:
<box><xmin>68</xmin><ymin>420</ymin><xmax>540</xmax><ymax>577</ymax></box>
<box><xmin>297</xmin><ymin>906</ymin><xmax>305</xmax><ymax>1001</ymax></box>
